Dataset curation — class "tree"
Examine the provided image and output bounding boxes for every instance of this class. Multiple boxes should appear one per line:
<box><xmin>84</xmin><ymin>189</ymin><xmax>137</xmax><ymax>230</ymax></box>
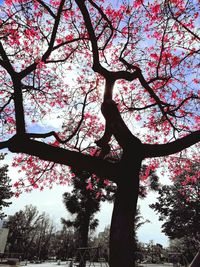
<box><xmin>91</xmin><ymin>225</ymin><xmax>110</xmax><ymax>262</ymax></box>
<box><xmin>150</xmin><ymin>162</ymin><xmax>200</xmax><ymax>241</ymax></box>
<box><xmin>62</xmin><ymin>170</ymin><xmax>115</xmax><ymax>267</ymax></box>
<box><xmin>7</xmin><ymin>205</ymin><xmax>54</xmax><ymax>260</ymax></box>
<box><xmin>151</xmin><ymin>162</ymin><xmax>200</xmax><ymax>265</ymax></box>
<box><xmin>7</xmin><ymin>205</ymin><xmax>40</xmax><ymax>257</ymax></box>
<box><xmin>133</xmin><ymin>206</ymin><xmax>150</xmax><ymax>247</ymax></box>
<box><xmin>33</xmin><ymin>212</ymin><xmax>54</xmax><ymax>260</ymax></box>
<box><xmin>169</xmin><ymin>238</ymin><xmax>199</xmax><ymax>263</ymax></box>
<box><xmin>50</xmin><ymin>225</ymin><xmax>77</xmax><ymax>260</ymax></box>
<box><xmin>0</xmin><ymin>1</ymin><xmax>199</xmax><ymax>266</ymax></box>
<box><xmin>0</xmin><ymin>154</ymin><xmax>13</xmax><ymax>219</ymax></box>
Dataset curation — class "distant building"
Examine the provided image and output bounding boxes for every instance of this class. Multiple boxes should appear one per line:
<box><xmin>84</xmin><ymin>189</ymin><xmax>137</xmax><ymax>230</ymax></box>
<box><xmin>0</xmin><ymin>219</ymin><xmax>9</xmax><ymax>253</ymax></box>
<box><xmin>0</xmin><ymin>219</ymin><xmax>8</xmax><ymax>228</ymax></box>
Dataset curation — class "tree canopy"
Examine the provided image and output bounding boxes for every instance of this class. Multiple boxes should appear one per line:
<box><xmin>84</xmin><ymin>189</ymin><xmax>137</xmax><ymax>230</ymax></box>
<box><xmin>0</xmin><ymin>0</ymin><xmax>199</xmax><ymax>266</ymax></box>
<box><xmin>0</xmin><ymin>0</ymin><xmax>198</xmax><ymax>190</ymax></box>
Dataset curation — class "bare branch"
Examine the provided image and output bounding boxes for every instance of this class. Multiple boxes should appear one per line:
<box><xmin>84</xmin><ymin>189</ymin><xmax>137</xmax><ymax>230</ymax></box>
<box><xmin>19</xmin><ymin>0</ymin><xmax>68</xmax><ymax>79</ymax></box>
<box><xmin>169</xmin><ymin>95</ymin><xmax>199</xmax><ymax>114</ymax></box>
<box><xmin>36</xmin><ymin>0</ymin><xmax>56</xmax><ymax>18</ymax></box>
<box><xmin>167</xmin><ymin>2</ymin><xmax>200</xmax><ymax>42</ymax></box>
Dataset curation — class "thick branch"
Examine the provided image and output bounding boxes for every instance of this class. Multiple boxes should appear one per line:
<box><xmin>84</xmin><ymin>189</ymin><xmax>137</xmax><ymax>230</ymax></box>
<box><xmin>0</xmin><ymin>140</ymin><xmax>10</xmax><ymax>150</ymax></box>
<box><xmin>95</xmin><ymin>79</ymin><xmax>114</xmax><ymax>157</ymax></box>
<box><xmin>75</xmin><ymin>0</ymin><xmax>140</xmax><ymax>82</ymax></box>
<box><xmin>0</xmin><ymin>42</ymin><xmax>15</xmax><ymax>76</ymax></box>
<box><xmin>75</xmin><ymin>0</ymin><xmax>100</xmax><ymax>70</ymax></box>
<box><xmin>43</xmin><ymin>0</ymin><xmax>66</xmax><ymax>58</ymax></box>
<box><xmin>7</xmin><ymin>135</ymin><xmax>117</xmax><ymax>181</ymax></box>
<box><xmin>101</xmin><ymin>100</ymin><xmax>142</xmax><ymax>151</ymax></box>
<box><xmin>88</xmin><ymin>0</ymin><xmax>114</xmax><ymax>49</ymax></box>
<box><xmin>143</xmin><ymin>131</ymin><xmax>200</xmax><ymax>158</ymax></box>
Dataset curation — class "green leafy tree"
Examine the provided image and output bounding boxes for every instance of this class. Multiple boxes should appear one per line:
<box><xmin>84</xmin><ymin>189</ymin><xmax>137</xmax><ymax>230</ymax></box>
<box><xmin>0</xmin><ymin>154</ymin><xmax>13</xmax><ymax>219</ymax></box>
<box><xmin>7</xmin><ymin>205</ymin><xmax>40</xmax><ymax>257</ymax></box>
<box><xmin>150</xmin><ymin>162</ymin><xmax>200</xmax><ymax>265</ymax></box>
<box><xmin>150</xmin><ymin>162</ymin><xmax>200</xmax><ymax>240</ymax></box>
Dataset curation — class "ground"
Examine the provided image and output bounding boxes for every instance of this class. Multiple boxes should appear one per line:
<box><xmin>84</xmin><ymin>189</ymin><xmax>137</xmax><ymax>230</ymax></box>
<box><xmin>0</xmin><ymin>261</ymin><xmax>179</xmax><ymax>267</ymax></box>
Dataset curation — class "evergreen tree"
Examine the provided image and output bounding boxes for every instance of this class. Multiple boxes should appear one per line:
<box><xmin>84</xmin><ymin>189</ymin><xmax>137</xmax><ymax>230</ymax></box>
<box><xmin>0</xmin><ymin>154</ymin><xmax>13</xmax><ymax>219</ymax></box>
<box><xmin>62</xmin><ymin>170</ymin><xmax>115</xmax><ymax>267</ymax></box>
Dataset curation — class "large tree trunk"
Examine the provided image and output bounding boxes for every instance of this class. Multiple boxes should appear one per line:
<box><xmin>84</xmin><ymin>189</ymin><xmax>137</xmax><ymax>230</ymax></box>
<box><xmin>109</xmin><ymin>156</ymin><xmax>141</xmax><ymax>267</ymax></box>
<box><xmin>78</xmin><ymin>215</ymin><xmax>90</xmax><ymax>267</ymax></box>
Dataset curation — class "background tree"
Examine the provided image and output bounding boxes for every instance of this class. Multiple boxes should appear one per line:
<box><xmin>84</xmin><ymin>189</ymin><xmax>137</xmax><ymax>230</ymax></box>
<box><xmin>33</xmin><ymin>212</ymin><xmax>54</xmax><ymax>261</ymax></box>
<box><xmin>6</xmin><ymin>205</ymin><xmax>54</xmax><ymax>260</ymax></box>
<box><xmin>62</xmin><ymin>170</ymin><xmax>115</xmax><ymax>267</ymax></box>
<box><xmin>169</xmin><ymin>238</ymin><xmax>199</xmax><ymax>264</ymax></box>
<box><xmin>150</xmin><ymin>162</ymin><xmax>200</xmax><ymax>263</ymax></box>
<box><xmin>0</xmin><ymin>154</ymin><xmax>13</xmax><ymax>219</ymax></box>
<box><xmin>133</xmin><ymin>206</ymin><xmax>150</xmax><ymax>253</ymax></box>
<box><xmin>91</xmin><ymin>225</ymin><xmax>110</xmax><ymax>262</ymax></box>
<box><xmin>0</xmin><ymin>1</ymin><xmax>199</xmax><ymax>266</ymax></box>
<box><xmin>150</xmin><ymin>162</ymin><xmax>200</xmax><ymax>240</ymax></box>
<box><xmin>49</xmin><ymin>225</ymin><xmax>77</xmax><ymax>260</ymax></box>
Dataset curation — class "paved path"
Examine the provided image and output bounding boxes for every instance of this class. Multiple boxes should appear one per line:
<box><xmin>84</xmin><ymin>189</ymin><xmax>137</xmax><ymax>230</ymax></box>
<box><xmin>0</xmin><ymin>261</ymin><xmax>178</xmax><ymax>267</ymax></box>
<box><xmin>33</xmin><ymin>263</ymin><xmax>175</xmax><ymax>267</ymax></box>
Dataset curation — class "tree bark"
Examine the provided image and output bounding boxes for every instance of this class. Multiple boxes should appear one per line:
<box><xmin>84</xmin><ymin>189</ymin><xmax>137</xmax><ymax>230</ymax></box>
<box><xmin>109</xmin><ymin>154</ymin><xmax>141</xmax><ymax>267</ymax></box>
